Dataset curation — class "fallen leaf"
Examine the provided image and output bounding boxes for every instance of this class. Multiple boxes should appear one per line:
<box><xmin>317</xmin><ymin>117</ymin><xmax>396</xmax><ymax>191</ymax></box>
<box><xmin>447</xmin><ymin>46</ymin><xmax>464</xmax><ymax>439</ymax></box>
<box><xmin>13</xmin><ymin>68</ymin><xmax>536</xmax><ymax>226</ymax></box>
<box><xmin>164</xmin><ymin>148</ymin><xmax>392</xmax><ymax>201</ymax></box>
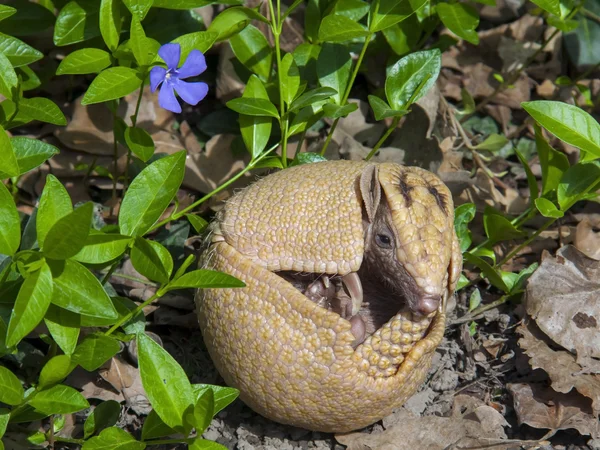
<box><xmin>525</xmin><ymin>245</ymin><xmax>600</xmax><ymax>367</ymax></box>
<box><xmin>574</xmin><ymin>218</ymin><xmax>600</xmax><ymax>260</ymax></box>
<box><xmin>336</xmin><ymin>402</ymin><xmax>509</xmax><ymax>450</ymax></box>
<box><xmin>518</xmin><ymin>319</ymin><xmax>600</xmax><ymax>414</ymax></box>
<box><xmin>508</xmin><ymin>383</ymin><xmax>600</xmax><ymax>439</ymax></box>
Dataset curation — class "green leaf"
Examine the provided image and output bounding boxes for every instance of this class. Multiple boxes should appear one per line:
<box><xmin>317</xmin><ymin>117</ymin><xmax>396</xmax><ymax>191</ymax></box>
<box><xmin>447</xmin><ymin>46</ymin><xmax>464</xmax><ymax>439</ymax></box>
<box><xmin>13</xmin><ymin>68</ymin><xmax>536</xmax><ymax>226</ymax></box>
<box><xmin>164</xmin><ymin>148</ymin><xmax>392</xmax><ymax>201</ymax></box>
<box><xmin>454</xmin><ymin>203</ymin><xmax>476</xmax><ymax>252</ymax></box>
<box><xmin>6</xmin><ymin>262</ymin><xmax>53</xmax><ymax>348</ymax></box>
<box><xmin>48</xmin><ymin>259</ymin><xmax>119</xmax><ymax>319</ymax></box>
<box><xmin>0</xmin><ymin>182</ymin><xmax>20</xmax><ymax>256</ymax></box>
<box><xmin>122</xmin><ymin>0</ymin><xmax>153</xmax><ymax>20</ymax></box>
<box><xmin>436</xmin><ymin>2</ymin><xmax>479</xmax><ymax>45</ymax></box>
<box><xmin>0</xmin><ymin>124</ymin><xmax>19</xmax><ymax>178</ymax></box>
<box><xmin>557</xmin><ymin>162</ymin><xmax>600</xmax><ymax>210</ymax></box>
<box><xmin>322</xmin><ymin>102</ymin><xmax>358</xmax><ymax>119</ymax></box>
<box><xmin>335</xmin><ymin>0</ymin><xmax>370</xmax><ymax>20</ymax></box>
<box><xmin>84</xmin><ymin>400</ymin><xmax>121</xmax><ymax>439</ymax></box>
<box><xmin>54</xmin><ymin>1</ymin><xmax>101</xmax><ymax>46</ymax></box>
<box><xmin>36</xmin><ymin>175</ymin><xmax>73</xmax><ymax>249</ymax></box>
<box><xmin>474</xmin><ymin>133</ymin><xmax>509</xmax><ymax>152</ymax></box>
<box><xmin>463</xmin><ymin>253</ymin><xmax>509</xmax><ymax>293</ymax></box>
<box><xmin>483</xmin><ymin>207</ymin><xmax>527</xmax><ymax>244</ymax></box>
<box><xmin>0</xmin><ymin>1</ymin><xmax>55</xmax><ymax>36</ymax></box>
<box><xmin>386</xmin><ymin>48</ymin><xmax>441</xmax><ymax>110</ymax></box>
<box><xmin>522</xmin><ymin>101</ymin><xmax>600</xmax><ymax>159</ymax></box>
<box><xmin>535</xmin><ymin>197</ymin><xmax>564</xmax><ymax>218</ymax></box>
<box><xmin>56</xmin><ymin>48</ymin><xmax>112</xmax><ymax>75</ymax></box>
<box><xmin>318</xmin><ymin>14</ymin><xmax>370</xmax><ymax>42</ymax></box>
<box><xmin>367</xmin><ymin>95</ymin><xmax>407</xmax><ymax>120</ymax></box>
<box><xmin>125</xmin><ymin>127</ymin><xmax>155</xmax><ymax>162</ymax></box>
<box><xmin>131</xmin><ymin>237</ymin><xmax>173</xmax><ymax>284</ymax></box>
<box><xmin>515</xmin><ymin>148</ymin><xmax>539</xmax><ymax>207</ymax></box>
<box><xmin>42</xmin><ymin>203</ymin><xmax>93</xmax><ymax>260</ymax></box>
<box><xmin>369</xmin><ymin>0</ymin><xmax>427</xmax><ymax>32</ymax></box>
<box><xmin>188</xmin><ymin>389</ymin><xmax>214</xmax><ymax>434</ymax></box>
<box><xmin>534</xmin><ymin>124</ymin><xmax>570</xmax><ymax>196</ymax></box>
<box><xmin>119</xmin><ymin>151</ymin><xmax>186</xmax><ymax>236</ymax></box>
<box><xmin>382</xmin><ymin>17</ymin><xmax>421</xmax><ymax>56</ymax></box>
<box><xmin>0</xmin><ymin>52</ymin><xmax>18</xmax><ymax>99</ymax></box>
<box><xmin>137</xmin><ymin>333</ymin><xmax>194</xmax><ymax>429</ymax></box>
<box><xmin>45</xmin><ymin>308</ymin><xmax>80</xmax><ymax>356</ymax></box>
<box><xmin>192</xmin><ymin>384</ymin><xmax>239</xmax><ymax>415</ymax></box>
<box><xmin>290</xmin><ymin>152</ymin><xmax>328</xmax><ymax>166</ymax></box>
<box><xmin>0</xmin><ymin>365</ymin><xmax>24</xmax><ymax>405</ymax></box>
<box><xmin>186</xmin><ymin>215</ymin><xmax>208</xmax><ymax>233</ymax></box>
<box><xmin>16</xmin><ymin>98</ymin><xmax>67</xmax><ymax>126</ymax></box>
<box><xmin>316</xmin><ymin>43</ymin><xmax>351</xmax><ymax>105</ymax></box>
<box><xmin>141</xmin><ymin>409</ymin><xmax>177</xmax><ymax>440</ymax></box>
<box><xmin>30</xmin><ymin>384</ymin><xmax>89</xmax><ymax>415</ymax></box>
<box><xmin>73</xmin><ymin>233</ymin><xmax>132</xmax><ymax>264</ymax></box>
<box><xmin>239</xmin><ymin>76</ymin><xmax>272</xmax><ymax>158</ymax></box>
<box><xmin>207</xmin><ymin>6</ymin><xmax>268</xmax><ymax>42</ymax></box>
<box><xmin>0</xmin><ymin>5</ymin><xmax>17</xmax><ymax>22</ymax></box>
<box><xmin>0</xmin><ymin>408</ymin><xmax>9</xmax><ymax>439</ymax></box>
<box><xmin>547</xmin><ymin>15</ymin><xmax>579</xmax><ymax>32</ymax></box>
<box><xmin>468</xmin><ymin>288</ymin><xmax>481</xmax><ymax>312</ymax></box>
<box><xmin>0</xmin><ymin>32</ymin><xmax>43</xmax><ymax>67</ymax></box>
<box><xmin>529</xmin><ymin>0</ymin><xmax>560</xmax><ymax>16</ymax></box>
<box><xmin>172</xmin><ymin>31</ymin><xmax>218</xmax><ymax>63</ymax></box>
<box><xmin>82</xmin><ymin>67</ymin><xmax>142</xmax><ymax>105</ymax></box>
<box><xmin>227</xmin><ymin>98</ymin><xmax>279</xmax><ymax>118</ymax></box>
<box><xmin>288</xmin><ymin>105</ymin><xmax>323</xmax><ymax>136</ymax></box>
<box><xmin>99</xmin><ymin>0</ymin><xmax>121</xmax><ymax>51</ymax></box>
<box><xmin>9</xmin><ymin>137</ymin><xmax>59</xmax><ymax>176</ymax></box>
<box><xmin>189</xmin><ymin>439</ymin><xmax>228</xmax><ymax>450</ymax></box>
<box><xmin>280</xmin><ymin>53</ymin><xmax>301</xmax><ymax>106</ymax></box>
<box><xmin>83</xmin><ymin>427</ymin><xmax>146</xmax><ymax>450</ymax></box>
<box><xmin>130</xmin><ymin>16</ymin><xmax>151</xmax><ymax>67</ymax></box>
<box><xmin>39</xmin><ymin>355</ymin><xmax>74</xmax><ymax>390</ymax></box>
<box><xmin>293</xmin><ymin>43</ymin><xmax>320</xmax><ymax>85</ymax></box>
<box><xmin>80</xmin><ymin>402</ymin><xmax>122</xmax><ymax>441</ymax></box>
<box><xmin>289</xmin><ymin>87</ymin><xmax>337</xmax><ymax>112</ymax></box>
<box><xmin>73</xmin><ymin>334</ymin><xmax>121</xmax><ymax>371</ymax></box>
<box><xmin>152</xmin><ymin>0</ymin><xmax>233</xmax><ymax>7</ymax></box>
<box><xmin>229</xmin><ymin>25</ymin><xmax>272</xmax><ymax>80</ymax></box>
<box><xmin>167</xmin><ymin>269</ymin><xmax>245</xmax><ymax>291</ymax></box>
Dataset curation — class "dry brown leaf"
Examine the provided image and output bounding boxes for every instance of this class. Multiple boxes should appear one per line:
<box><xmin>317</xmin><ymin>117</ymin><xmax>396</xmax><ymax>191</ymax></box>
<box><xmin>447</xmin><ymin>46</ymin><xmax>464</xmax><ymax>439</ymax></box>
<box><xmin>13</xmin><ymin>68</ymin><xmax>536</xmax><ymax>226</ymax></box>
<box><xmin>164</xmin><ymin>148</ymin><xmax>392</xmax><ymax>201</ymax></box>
<box><xmin>508</xmin><ymin>383</ymin><xmax>600</xmax><ymax>439</ymax></box>
<box><xmin>216</xmin><ymin>44</ymin><xmax>245</xmax><ymax>102</ymax></box>
<box><xmin>518</xmin><ymin>319</ymin><xmax>600</xmax><ymax>414</ymax></box>
<box><xmin>525</xmin><ymin>245</ymin><xmax>600</xmax><ymax>367</ymax></box>
<box><xmin>337</xmin><ymin>99</ymin><xmax>386</xmax><ymax>148</ymax></box>
<box><xmin>99</xmin><ymin>356</ymin><xmax>151</xmax><ymax>416</ymax></box>
<box><xmin>184</xmin><ymin>134</ymin><xmax>258</xmax><ymax>195</ymax></box>
<box><xmin>55</xmin><ymin>87</ymin><xmax>174</xmax><ymax>156</ymax></box>
<box><xmin>574</xmin><ymin>218</ymin><xmax>600</xmax><ymax>260</ymax></box>
<box><xmin>336</xmin><ymin>400</ymin><xmax>509</xmax><ymax>450</ymax></box>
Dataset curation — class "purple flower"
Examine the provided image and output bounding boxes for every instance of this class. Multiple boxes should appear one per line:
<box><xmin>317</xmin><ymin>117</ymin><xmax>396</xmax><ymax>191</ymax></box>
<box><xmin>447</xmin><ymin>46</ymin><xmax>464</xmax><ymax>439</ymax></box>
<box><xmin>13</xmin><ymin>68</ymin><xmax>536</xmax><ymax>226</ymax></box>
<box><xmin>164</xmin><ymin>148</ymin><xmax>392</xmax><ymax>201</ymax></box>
<box><xmin>150</xmin><ymin>43</ymin><xmax>209</xmax><ymax>113</ymax></box>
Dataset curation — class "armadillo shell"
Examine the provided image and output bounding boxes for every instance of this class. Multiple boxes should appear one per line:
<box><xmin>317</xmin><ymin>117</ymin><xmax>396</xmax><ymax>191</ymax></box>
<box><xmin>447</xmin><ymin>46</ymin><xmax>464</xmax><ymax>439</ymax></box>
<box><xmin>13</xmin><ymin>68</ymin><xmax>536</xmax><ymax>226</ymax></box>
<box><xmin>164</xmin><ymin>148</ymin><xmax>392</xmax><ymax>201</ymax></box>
<box><xmin>197</xmin><ymin>242</ymin><xmax>445</xmax><ymax>433</ymax></box>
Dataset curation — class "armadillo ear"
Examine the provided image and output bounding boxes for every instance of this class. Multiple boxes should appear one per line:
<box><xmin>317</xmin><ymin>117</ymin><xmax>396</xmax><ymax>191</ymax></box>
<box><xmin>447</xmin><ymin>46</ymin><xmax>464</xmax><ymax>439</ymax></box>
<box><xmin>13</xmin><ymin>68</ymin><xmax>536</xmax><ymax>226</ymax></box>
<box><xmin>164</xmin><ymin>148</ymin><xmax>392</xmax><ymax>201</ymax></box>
<box><xmin>359</xmin><ymin>164</ymin><xmax>381</xmax><ymax>223</ymax></box>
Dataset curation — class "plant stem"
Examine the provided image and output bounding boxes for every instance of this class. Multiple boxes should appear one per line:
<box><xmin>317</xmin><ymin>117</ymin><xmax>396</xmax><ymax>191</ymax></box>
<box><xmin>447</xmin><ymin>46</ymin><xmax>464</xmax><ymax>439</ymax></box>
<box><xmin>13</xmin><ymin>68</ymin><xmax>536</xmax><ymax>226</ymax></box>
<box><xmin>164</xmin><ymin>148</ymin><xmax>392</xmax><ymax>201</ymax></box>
<box><xmin>365</xmin><ymin>116</ymin><xmax>401</xmax><ymax>161</ymax></box>
<box><xmin>110</xmin><ymin>103</ymin><xmax>119</xmax><ymax>217</ymax></box>
<box><xmin>147</xmin><ymin>146</ymin><xmax>275</xmax><ymax>233</ymax></box>
<box><xmin>105</xmin><ymin>291</ymin><xmax>161</xmax><ymax>336</ymax></box>
<box><xmin>123</xmin><ymin>80</ymin><xmax>146</xmax><ymax>191</ymax></box>
<box><xmin>320</xmin><ymin>33</ymin><xmax>373</xmax><ymax>156</ymax></box>
<box><xmin>268</xmin><ymin>0</ymin><xmax>288</xmax><ymax>167</ymax></box>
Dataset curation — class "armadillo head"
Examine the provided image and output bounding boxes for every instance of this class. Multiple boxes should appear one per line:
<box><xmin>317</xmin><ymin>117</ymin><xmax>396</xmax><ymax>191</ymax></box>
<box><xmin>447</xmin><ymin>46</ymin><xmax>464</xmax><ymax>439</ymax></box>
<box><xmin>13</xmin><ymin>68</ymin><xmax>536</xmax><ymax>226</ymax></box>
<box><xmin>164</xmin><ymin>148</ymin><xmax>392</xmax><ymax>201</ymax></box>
<box><xmin>359</xmin><ymin>163</ymin><xmax>458</xmax><ymax>317</ymax></box>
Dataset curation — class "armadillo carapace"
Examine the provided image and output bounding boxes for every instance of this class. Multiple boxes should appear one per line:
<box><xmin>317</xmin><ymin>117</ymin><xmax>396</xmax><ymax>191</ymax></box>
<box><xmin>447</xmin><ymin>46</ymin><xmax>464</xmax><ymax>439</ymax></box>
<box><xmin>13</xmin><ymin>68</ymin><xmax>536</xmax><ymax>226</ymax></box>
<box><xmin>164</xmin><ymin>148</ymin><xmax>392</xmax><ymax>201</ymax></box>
<box><xmin>197</xmin><ymin>160</ymin><xmax>462</xmax><ymax>432</ymax></box>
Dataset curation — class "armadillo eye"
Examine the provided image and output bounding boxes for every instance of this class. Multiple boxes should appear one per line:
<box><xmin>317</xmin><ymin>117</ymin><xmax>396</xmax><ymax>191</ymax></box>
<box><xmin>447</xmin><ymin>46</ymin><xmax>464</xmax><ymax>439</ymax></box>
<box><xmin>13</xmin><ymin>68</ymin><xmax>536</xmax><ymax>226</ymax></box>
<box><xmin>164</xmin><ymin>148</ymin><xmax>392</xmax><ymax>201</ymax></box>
<box><xmin>375</xmin><ymin>233</ymin><xmax>393</xmax><ymax>249</ymax></box>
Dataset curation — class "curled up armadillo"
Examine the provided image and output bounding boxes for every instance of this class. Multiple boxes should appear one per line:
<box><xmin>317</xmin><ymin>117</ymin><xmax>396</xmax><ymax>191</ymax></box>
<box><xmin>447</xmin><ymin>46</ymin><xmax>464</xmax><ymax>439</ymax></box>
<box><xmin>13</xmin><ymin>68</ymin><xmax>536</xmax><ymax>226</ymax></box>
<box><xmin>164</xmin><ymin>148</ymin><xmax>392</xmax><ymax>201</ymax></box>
<box><xmin>196</xmin><ymin>160</ymin><xmax>462</xmax><ymax>433</ymax></box>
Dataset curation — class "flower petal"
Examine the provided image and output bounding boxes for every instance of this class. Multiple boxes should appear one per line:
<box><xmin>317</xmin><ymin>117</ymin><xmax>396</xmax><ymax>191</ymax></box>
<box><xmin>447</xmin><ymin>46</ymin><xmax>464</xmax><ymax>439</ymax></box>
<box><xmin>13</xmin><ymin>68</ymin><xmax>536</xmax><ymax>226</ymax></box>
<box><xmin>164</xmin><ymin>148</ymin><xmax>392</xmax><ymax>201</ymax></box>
<box><xmin>150</xmin><ymin>66</ymin><xmax>167</xmax><ymax>92</ymax></box>
<box><xmin>172</xmin><ymin>79</ymin><xmax>209</xmax><ymax>106</ymax></box>
<box><xmin>158</xmin><ymin>43</ymin><xmax>180</xmax><ymax>70</ymax></box>
<box><xmin>158</xmin><ymin>82</ymin><xmax>181</xmax><ymax>113</ymax></box>
<box><xmin>177</xmin><ymin>50</ymin><xmax>207</xmax><ymax>79</ymax></box>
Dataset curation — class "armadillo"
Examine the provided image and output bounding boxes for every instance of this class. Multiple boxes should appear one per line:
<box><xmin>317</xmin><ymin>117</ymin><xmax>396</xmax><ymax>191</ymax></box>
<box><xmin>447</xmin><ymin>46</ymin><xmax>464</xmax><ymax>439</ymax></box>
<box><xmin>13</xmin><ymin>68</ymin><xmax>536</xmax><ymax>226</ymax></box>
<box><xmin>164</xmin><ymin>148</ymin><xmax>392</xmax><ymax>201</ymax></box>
<box><xmin>196</xmin><ymin>160</ymin><xmax>462</xmax><ymax>432</ymax></box>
